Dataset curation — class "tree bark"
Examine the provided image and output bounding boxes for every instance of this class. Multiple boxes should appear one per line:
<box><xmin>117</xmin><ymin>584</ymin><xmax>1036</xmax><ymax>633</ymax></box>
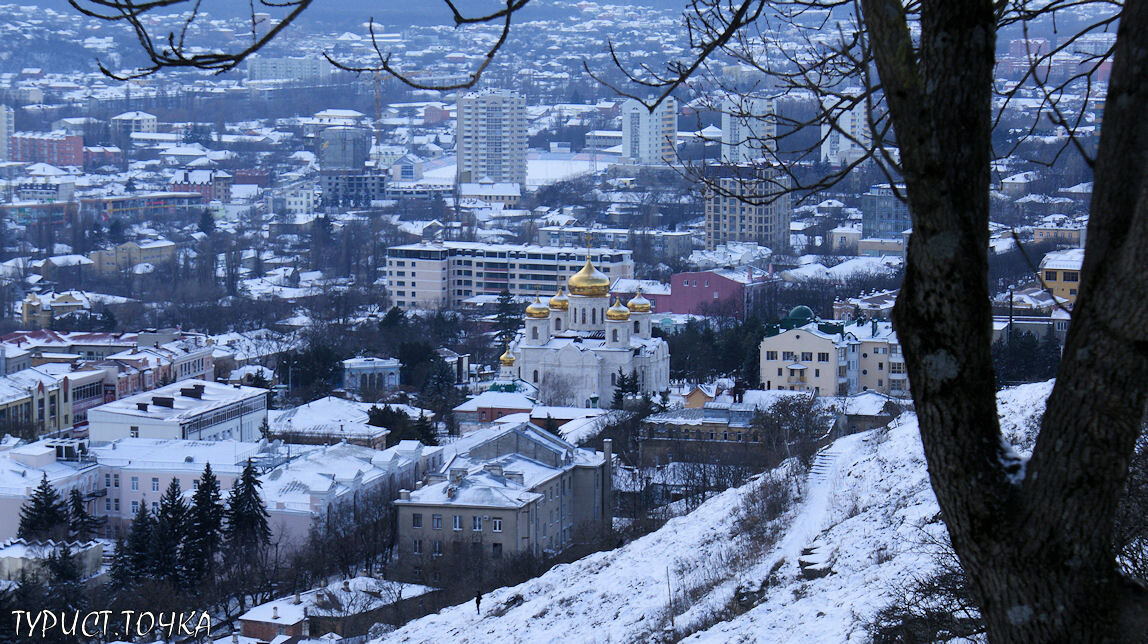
<box><xmin>863</xmin><ymin>0</ymin><xmax>1148</xmax><ymax>639</ymax></box>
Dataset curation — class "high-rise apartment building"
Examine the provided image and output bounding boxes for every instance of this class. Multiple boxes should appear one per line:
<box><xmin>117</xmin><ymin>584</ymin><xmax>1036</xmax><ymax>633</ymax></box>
<box><xmin>720</xmin><ymin>96</ymin><xmax>776</xmax><ymax>163</ymax></box>
<box><xmin>0</xmin><ymin>105</ymin><xmax>13</xmax><ymax>161</ymax></box>
<box><xmin>820</xmin><ymin>94</ymin><xmax>872</xmax><ymax>166</ymax></box>
<box><xmin>385</xmin><ymin>242</ymin><xmax>634</xmax><ymax>310</ymax></box>
<box><xmin>621</xmin><ymin>97</ymin><xmax>677</xmax><ymax>165</ymax></box>
<box><xmin>456</xmin><ymin>89</ymin><xmax>527</xmax><ymax>186</ymax></box>
<box><xmin>703</xmin><ymin>165</ymin><xmax>792</xmax><ymax>251</ymax></box>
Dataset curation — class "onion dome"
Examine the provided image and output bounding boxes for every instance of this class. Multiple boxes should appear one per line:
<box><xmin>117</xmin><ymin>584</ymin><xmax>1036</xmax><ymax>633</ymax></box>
<box><xmin>525</xmin><ymin>296</ymin><xmax>550</xmax><ymax>319</ymax></box>
<box><xmin>567</xmin><ymin>257</ymin><xmax>611</xmax><ymax>297</ymax></box>
<box><xmin>499</xmin><ymin>346</ymin><xmax>516</xmax><ymax>366</ymax></box>
<box><xmin>606</xmin><ymin>297</ymin><xmax>631</xmax><ymax>321</ymax></box>
<box><xmin>548</xmin><ymin>286</ymin><xmax>570</xmax><ymax>311</ymax></box>
<box><xmin>626</xmin><ymin>288</ymin><xmax>652</xmax><ymax>313</ymax></box>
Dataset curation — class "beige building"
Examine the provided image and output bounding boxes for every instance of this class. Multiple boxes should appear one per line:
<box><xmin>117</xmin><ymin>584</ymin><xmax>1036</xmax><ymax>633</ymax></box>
<box><xmin>456</xmin><ymin>89</ymin><xmax>527</xmax><ymax>185</ymax></box>
<box><xmin>759</xmin><ymin>314</ymin><xmax>905</xmax><ymax>397</ymax></box>
<box><xmin>703</xmin><ymin>164</ymin><xmax>792</xmax><ymax>251</ymax></box>
<box><xmin>89</xmin><ymin>239</ymin><xmax>177</xmax><ymax>276</ymax></box>
<box><xmin>392</xmin><ymin>424</ymin><xmax>610</xmax><ymax>585</ymax></box>
<box><xmin>1039</xmin><ymin>248</ymin><xmax>1084</xmax><ymax>305</ymax></box>
<box><xmin>385</xmin><ymin>241</ymin><xmax>634</xmax><ymax>310</ymax></box>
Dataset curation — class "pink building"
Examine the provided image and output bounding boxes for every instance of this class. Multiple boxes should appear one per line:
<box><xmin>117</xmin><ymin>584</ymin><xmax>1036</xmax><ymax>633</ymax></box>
<box><xmin>612</xmin><ymin>269</ymin><xmax>777</xmax><ymax>319</ymax></box>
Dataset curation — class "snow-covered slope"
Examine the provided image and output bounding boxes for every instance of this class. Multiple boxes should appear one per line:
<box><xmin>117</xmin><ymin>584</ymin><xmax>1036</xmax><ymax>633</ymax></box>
<box><xmin>377</xmin><ymin>382</ymin><xmax>1053</xmax><ymax>643</ymax></box>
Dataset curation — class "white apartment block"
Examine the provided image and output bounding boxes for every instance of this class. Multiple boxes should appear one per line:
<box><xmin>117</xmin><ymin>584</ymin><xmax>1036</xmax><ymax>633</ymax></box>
<box><xmin>758</xmin><ymin>318</ymin><xmax>906</xmax><ymax>397</ymax></box>
<box><xmin>703</xmin><ymin>164</ymin><xmax>793</xmax><ymax>251</ymax></box>
<box><xmin>622</xmin><ymin>97</ymin><xmax>677</xmax><ymax>165</ymax></box>
<box><xmin>87</xmin><ymin>379</ymin><xmax>268</xmax><ymax>443</ymax></box>
<box><xmin>0</xmin><ymin>105</ymin><xmax>13</xmax><ymax>161</ymax></box>
<box><xmin>456</xmin><ymin>89</ymin><xmax>527</xmax><ymax>185</ymax></box>
<box><xmin>385</xmin><ymin>242</ymin><xmax>634</xmax><ymax>310</ymax></box>
<box><xmin>246</xmin><ymin>55</ymin><xmax>333</xmax><ymax>83</ymax></box>
<box><xmin>720</xmin><ymin>95</ymin><xmax>777</xmax><ymax>163</ymax></box>
<box><xmin>820</xmin><ymin>94</ymin><xmax>872</xmax><ymax>166</ymax></box>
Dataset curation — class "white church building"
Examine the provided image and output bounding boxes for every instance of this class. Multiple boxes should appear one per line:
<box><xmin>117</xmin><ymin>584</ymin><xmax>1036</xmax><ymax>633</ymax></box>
<box><xmin>505</xmin><ymin>254</ymin><xmax>670</xmax><ymax>407</ymax></box>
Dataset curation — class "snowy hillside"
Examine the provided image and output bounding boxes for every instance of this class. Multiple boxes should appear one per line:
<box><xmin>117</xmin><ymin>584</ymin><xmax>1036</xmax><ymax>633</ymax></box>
<box><xmin>376</xmin><ymin>382</ymin><xmax>1052</xmax><ymax>643</ymax></box>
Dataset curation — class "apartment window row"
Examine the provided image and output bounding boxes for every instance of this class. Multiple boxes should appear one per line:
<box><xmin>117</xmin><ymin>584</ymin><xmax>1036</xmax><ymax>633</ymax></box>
<box><xmin>413</xmin><ymin>512</ymin><xmax>502</xmax><ymax>532</ymax></box>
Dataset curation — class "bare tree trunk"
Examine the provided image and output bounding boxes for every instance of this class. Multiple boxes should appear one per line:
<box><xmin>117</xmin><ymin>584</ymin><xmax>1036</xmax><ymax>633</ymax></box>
<box><xmin>864</xmin><ymin>0</ymin><xmax>1148</xmax><ymax>639</ymax></box>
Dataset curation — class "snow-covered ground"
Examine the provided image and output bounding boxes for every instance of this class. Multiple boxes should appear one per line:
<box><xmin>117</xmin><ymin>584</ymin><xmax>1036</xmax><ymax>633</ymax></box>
<box><xmin>375</xmin><ymin>382</ymin><xmax>1052</xmax><ymax>643</ymax></box>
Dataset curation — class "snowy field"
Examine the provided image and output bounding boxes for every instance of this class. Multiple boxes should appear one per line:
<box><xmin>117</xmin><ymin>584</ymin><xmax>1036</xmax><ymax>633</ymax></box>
<box><xmin>376</xmin><ymin>383</ymin><xmax>1052</xmax><ymax>643</ymax></box>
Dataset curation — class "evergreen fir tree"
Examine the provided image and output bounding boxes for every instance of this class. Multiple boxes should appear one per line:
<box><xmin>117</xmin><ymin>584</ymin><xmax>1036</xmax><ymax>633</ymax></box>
<box><xmin>183</xmin><ymin>463</ymin><xmax>224</xmax><ymax>590</ymax></box>
<box><xmin>107</xmin><ymin>537</ymin><xmax>133</xmax><ymax>592</ymax></box>
<box><xmin>45</xmin><ymin>542</ymin><xmax>84</xmax><ymax>611</ymax></box>
<box><xmin>67</xmin><ymin>488</ymin><xmax>97</xmax><ymax>542</ymax></box>
<box><xmin>150</xmin><ymin>478</ymin><xmax>187</xmax><ymax>584</ymax></box>
<box><xmin>224</xmin><ymin>460</ymin><xmax>271</xmax><ymax>553</ymax></box>
<box><xmin>17</xmin><ymin>474</ymin><xmax>68</xmax><ymax>541</ymax></box>
<box><xmin>413</xmin><ymin>412</ymin><xmax>437</xmax><ymax>446</ymax></box>
<box><xmin>126</xmin><ymin>503</ymin><xmax>154</xmax><ymax>578</ymax></box>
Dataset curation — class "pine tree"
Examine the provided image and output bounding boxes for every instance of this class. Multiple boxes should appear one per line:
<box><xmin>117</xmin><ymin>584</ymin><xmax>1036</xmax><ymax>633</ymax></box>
<box><xmin>150</xmin><ymin>478</ymin><xmax>187</xmax><ymax>584</ymax></box>
<box><xmin>107</xmin><ymin>537</ymin><xmax>133</xmax><ymax>592</ymax></box>
<box><xmin>413</xmin><ymin>412</ymin><xmax>437</xmax><ymax>446</ymax></box>
<box><xmin>126</xmin><ymin>503</ymin><xmax>154</xmax><ymax>579</ymax></box>
<box><xmin>18</xmin><ymin>474</ymin><xmax>68</xmax><ymax>541</ymax></box>
<box><xmin>183</xmin><ymin>463</ymin><xmax>224</xmax><ymax>590</ymax></box>
<box><xmin>45</xmin><ymin>542</ymin><xmax>84</xmax><ymax>611</ymax></box>
<box><xmin>67</xmin><ymin>488</ymin><xmax>97</xmax><ymax>542</ymax></box>
<box><xmin>224</xmin><ymin>460</ymin><xmax>270</xmax><ymax>554</ymax></box>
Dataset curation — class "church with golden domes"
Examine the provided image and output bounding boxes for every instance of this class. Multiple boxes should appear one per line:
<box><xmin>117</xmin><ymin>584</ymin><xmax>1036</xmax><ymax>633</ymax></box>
<box><xmin>501</xmin><ymin>254</ymin><xmax>671</xmax><ymax>407</ymax></box>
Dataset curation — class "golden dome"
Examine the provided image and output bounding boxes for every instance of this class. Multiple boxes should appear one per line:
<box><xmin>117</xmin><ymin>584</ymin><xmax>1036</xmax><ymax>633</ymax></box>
<box><xmin>499</xmin><ymin>346</ymin><xmax>516</xmax><ymax>366</ymax></box>
<box><xmin>567</xmin><ymin>257</ymin><xmax>611</xmax><ymax>297</ymax></box>
<box><xmin>626</xmin><ymin>288</ymin><xmax>652</xmax><ymax>313</ymax></box>
<box><xmin>606</xmin><ymin>297</ymin><xmax>631</xmax><ymax>321</ymax></box>
<box><xmin>548</xmin><ymin>286</ymin><xmax>570</xmax><ymax>311</ymax></box>
<box><xmin>525</xmin><ymin>296</ymin><xmax>550</xmax><ymax>319</ymax></box>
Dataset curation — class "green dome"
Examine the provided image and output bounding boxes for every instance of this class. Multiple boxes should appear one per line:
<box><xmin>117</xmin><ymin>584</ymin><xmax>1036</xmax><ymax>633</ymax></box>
<box><xmin>786</xmin><ymin>305</ymin><xmax>815</xmax><ymax>322</ymax></box>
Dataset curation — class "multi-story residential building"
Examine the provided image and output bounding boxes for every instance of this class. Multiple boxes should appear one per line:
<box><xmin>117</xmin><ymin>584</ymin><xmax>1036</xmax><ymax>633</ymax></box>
<box><xmin>456</xmin><ymin>89</ymin><xmax>527</xmax><ymax>185</ymax></box>
<box><xmin>0</xmin><ymin>439</ymin><xmax>101</xmax><ymax>541</ymax></box>
<box><xmin>757</xmin><ymin>308</ymin><xmax>906</xmax><ymax>397</ymax></box>
<box><xmin>392</xmin><ymin>424</ymin><xmax>610</xmax><ymax>585</ymax></box>
<box><xmin>535</xmin><ymin>225</ymin><xmax>695</xmax><ymax>259</ymax></box>
<box><xmin>720</xmin><ymin>95</ymin><xmax>776</xmax><ymax>163</ymax></box>
<box><xmin>246</xmin><ymin>55</ymin><xmax>333</xmax><ymax>83</ymax></box>
<box><xmin>703</xmin><ymin>164</ymin><xmax>792</xmax><ymax>251</ymax></box>
<box><xmin>1033</xmin><ymin>215</ymin><xmax>1087</xmax><ymax>247</ymax></box>
<box><xmin>170</xmin><ymin>169</ymin><xmax>232</xmax><ymax>203</ymax></box>
<box><xmin>9</xmin><ymin>132</ymin><xmax>83</xmax><ymax>166</ymax></box>
<box><xmin>820</xmin><ymin>94</ymin><xmax>872</xmax><ymax>165</ymax></box>
<box><xmin>0</xmin><ymin>105</ymin><xmax>14</xmax><ymax>161</ymax></box>
<box><xmin>1039</xmin><ymin>248</ymin><xmax>1084</xmax><ymax>305</ymax></box>
<box><xmin>109</xmin><ymin>111</ymin><xmax>158</xmax><ymax>137</ymax></box>
<box><xmin>861</xmin><ymin>183</ymin><xmax>911</xmax><ymax>239</ymax></box>
<box><xmin>87</xmin><ymin>379</ymin><xmax>268</xmax><ymax>442</ymax></box>
<box><xmin>385</xmin><ymin>242</ymin><xmax>634</xmax><ymax>310</ymax></box>
<box><xmin>621</xmin><ymin>97</ymin><xmax>677</xmax><ymax>164</ymax></box>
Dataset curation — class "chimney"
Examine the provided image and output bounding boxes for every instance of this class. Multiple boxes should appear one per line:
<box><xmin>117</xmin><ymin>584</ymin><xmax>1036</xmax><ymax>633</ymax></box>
<box><xmin>294</xmin><ymin>592</ymin><xmax>301</xmax><ymax>605</ymax></box>
<box><xmin>484</xmin><ymin>463</ymin><xmax>503</xmax><ymax>477</ymax></box>
<box><xmin>136</xmin><ymin>402</ymin><xmax>148</xmax><ymax>412</ymax></box>
<box><xmin>180</xmin><ymin>387</ymin><xmax>202</xmax><ymax>399</ymax></box>
<box><xmin>399</xmin><ymin>489</ymin><xmax>410</xmax><ymax>501</ymax></box>
<box><xmin>505</xmin><ymin>471</ymin><xmax>524</xmax><ymax>486</ymax></box>
<box><xmin>343</xmin><ymin>580</ymin><xmax>350</xmax><ymax>591</ymax></box>
<box><xmin>232</xmin><ymin>632</ymin><xmax>238</xmax><ymax>644</ymax></box>
<box><xmin>449</xmin><ymin>468</ymin><xmax>466</xmax><ymax>484</ymax></box>
<box><xmin>272</xmin><ymin>606</ymin><xmax>279</xmax><ymax>620</ymax></box>
<box><xmin>152</xmin><ymin>396</ymin><xmax>174</xmax><ymax>408</ymax></box>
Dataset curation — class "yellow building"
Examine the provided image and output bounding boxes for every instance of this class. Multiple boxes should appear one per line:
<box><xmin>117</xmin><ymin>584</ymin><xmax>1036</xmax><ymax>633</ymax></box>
<box><xmin>88</xmin><ymin>239</ymin><xmax>177</xmax><ymax>276</ymax></box>
<box><xmin>1039</xmin><ymin>248</ymin><xmax>1084</xmax><ymax>305</ymax></box>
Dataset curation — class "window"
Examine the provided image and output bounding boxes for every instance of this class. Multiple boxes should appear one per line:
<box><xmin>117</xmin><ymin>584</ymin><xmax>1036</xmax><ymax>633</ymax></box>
<box><xmin>878</xmin><ymin>362</ymin><xmax>884</xmax><ymax>371</ymax></box>
<box><xmin>131</xmin><ymin>500</ymin><xmax>139</xmax><ymax>514</ymax></box>
<box><xmin>114</xmin><ymin>474</ymin><xmax>119</xmax><ymax>488</ymax></box>
<box><xmin>801</xmin><ymin>352</ymin><xmax>813</xmax><ymax>362</ymax></box>
<box><xmin>432</xmin><ymin>514</ymin><xmax>442</xmax><ymax>530</ymax></box>
<box><xmin>130</xmin><ymin>426</ymin><xmax>139</xmax><ymax>438</ymax></box>
<box><xmin>105</xmin><ymin>473</ymin><xmax>111</xmax><ymax>488</ymax></box>
<box><xmin>412</xmin><ymin>539</ymin><xmax>422</xmax><ymax>555</ymax></box>
<box><xmin>612</xmin><ymin>329</ymin><xmax>618</xmax><ymax>342</ymax></box>
<box><xmin>818</xmin><ymin>352</ymin><xmax>829</xmax><ymax>362</ymax></box>
<box><xmin>114</xmin><ymin>498</ymin><xmax>119</xmax><ymax>511</ymax></box>
<box><xmin>1064</xmin><ymin>271</ymin><xmax>1079</xmax><ymax>282</ymax></box>
<box><xmin>105</xmin><ymin>498</ymin><xmax>111</xmax><ymax>511</ymax></box>
<box><xmin>412</xmin><ymin>513</ymin><xmax>423</xmax><ymax>528</ymax></box>
<box><xmin>492</xmin><ymin>543</ymin><xmax>503</xmax><ymax>558</ymax></box>
<box><xmin>492</xmin><ymin>517</ymin><xmax>503</xmax><ymax>532</ymax></box>
<box><xmin>453</xmin><ymin>515</ymin><xmax>463</xmax><ymax>531</ymax></box>
<box><xmin>1045</xmin><ymin>270</ymin><xmax>1058</xmax><ymax>281</ymax></box>
<box><xmin>766</xmin><ymin>351</ymin><xmax>778</xmax><ymax>360</ymax></box>
<box><xmin>151</xmin><ymin>477</ymin><xmax>159</xmax><ymax>492</ymax></box>
<box><xmin>432</xmin><ymin>540</ymin><xmax>443</xmax><ymax>557</ymax></box>
<box><xmin>130</xmin><ymin>476</ymin><xmax>139</xmax><ymax>491</ymax></box>
<box><xmin>473</xmin><ymin>515</ymin><xmax>483</xmax><ymax>531</ymax></box>
<box><xmin>782</xmin><ymin>351</ymin><xmax>795</xmax><ymax>361</ymax></box>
